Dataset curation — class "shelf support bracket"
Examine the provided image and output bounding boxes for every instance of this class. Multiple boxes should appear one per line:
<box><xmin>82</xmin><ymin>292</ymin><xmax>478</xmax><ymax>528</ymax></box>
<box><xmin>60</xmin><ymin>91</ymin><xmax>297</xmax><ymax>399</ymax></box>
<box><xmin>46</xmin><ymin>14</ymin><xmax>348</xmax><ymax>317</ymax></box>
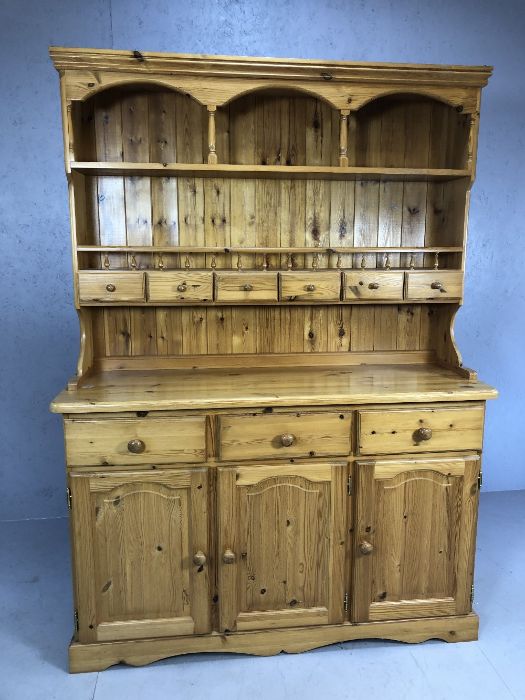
<box><xmin>207</xmin><ymin>105</ymin><xmax>218</xmax><ymax>164</ymax></box>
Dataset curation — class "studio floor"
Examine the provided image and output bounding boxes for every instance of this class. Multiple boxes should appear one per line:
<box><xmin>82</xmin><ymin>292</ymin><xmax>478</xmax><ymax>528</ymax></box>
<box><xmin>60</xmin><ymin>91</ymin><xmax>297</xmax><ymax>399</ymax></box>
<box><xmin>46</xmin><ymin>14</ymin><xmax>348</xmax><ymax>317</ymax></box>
<box><xmin>1</xmin><ymin>490</ymin><xmax>524</xmax><ymax>700</ymax></box>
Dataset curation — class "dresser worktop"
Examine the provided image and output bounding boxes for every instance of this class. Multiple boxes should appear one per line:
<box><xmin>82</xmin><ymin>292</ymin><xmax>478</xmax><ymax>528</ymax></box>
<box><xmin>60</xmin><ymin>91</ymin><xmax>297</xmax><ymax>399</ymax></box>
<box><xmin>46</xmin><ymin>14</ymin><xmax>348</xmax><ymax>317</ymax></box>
<box><xmin>51</xmin><ymin>363</ymin><xmax>496</xmax><ymax>414</ymax></box>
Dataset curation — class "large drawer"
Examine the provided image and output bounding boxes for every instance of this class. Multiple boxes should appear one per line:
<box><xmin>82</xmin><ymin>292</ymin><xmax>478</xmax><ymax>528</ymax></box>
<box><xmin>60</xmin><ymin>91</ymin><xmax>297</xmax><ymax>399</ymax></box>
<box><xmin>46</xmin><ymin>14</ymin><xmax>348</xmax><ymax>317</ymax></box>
<box><xmin>219</xmin><ymin>411</ymin><xmax>352</xmax><ymax>461</ymax></box>
<box><xmin>64</xmin><ymin>416</ymin><xmax>206</xmax><ymax>466</ymax></box>
<box><xmin>78</xmin><ymin>271</ymin><xmax>145</xmax><ymax>303</ymax></box>
<box><xmin>357</xmin><ymin>405</ymin><xmax>484</xmax><ymax>455</ymax></box>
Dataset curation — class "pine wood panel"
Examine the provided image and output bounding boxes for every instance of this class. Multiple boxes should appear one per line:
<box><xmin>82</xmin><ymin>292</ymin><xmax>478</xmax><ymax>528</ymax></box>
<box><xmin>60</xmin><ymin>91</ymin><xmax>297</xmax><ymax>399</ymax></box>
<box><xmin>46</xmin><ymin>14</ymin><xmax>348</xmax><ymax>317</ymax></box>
<box><xmin>351</xmin><ymin>455</ymin><xmax>479</xmax><ymax>622</ymax></box>
<box><xmin>218</xmin><ymin>462</ymin><xmax>346</xmax><ymax>632</ymax></box>
<box><xmin>69</xmin><ymin>468</ymin><xmax>211</xmax><ymax>642</ymax></box>
<box><xmin>92</xmin><ymin>301</ymin><xmax>434</xmax><ymax>359</ymax></box>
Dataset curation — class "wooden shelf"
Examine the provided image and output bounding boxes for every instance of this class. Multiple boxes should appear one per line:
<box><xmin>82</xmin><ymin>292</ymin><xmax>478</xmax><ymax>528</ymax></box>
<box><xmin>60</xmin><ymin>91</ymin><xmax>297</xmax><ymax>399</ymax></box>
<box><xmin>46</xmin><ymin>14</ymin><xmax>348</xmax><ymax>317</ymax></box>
<box><xmin>50</xmin><ymin>362</ymin><xmax>497</xmax><ymax>414</ymax></box>
<box><xmin>76</xmin><ymin>245</ymin><xmax>464</xmax><ymax>254</ymax></box>
<box><xmin>71</xmin><ymin>162</ymin><xmax>470</xmax><ymax>182</ymax></box>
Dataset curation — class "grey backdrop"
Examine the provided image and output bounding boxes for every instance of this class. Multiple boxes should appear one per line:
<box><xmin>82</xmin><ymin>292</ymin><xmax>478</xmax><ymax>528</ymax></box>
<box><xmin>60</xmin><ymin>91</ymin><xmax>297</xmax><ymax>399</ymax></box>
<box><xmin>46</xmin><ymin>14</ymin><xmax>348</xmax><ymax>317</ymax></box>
<box><xmin>1</xmin><ymin>0</ymin><xmax>524</xmax><ymax>520</ymax></box>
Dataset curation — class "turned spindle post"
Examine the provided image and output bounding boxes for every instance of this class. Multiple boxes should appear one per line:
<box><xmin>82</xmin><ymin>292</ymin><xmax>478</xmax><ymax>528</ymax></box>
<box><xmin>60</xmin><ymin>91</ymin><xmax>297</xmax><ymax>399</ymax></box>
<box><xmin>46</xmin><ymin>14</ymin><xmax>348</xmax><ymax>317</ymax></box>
<box><xmin>207</xmin><ymin>105</ymin><xmax>218</xmax><ymax>164</ymax></box>
<box><xmin>339</xmin><ymin>110</ymin><xmax>350</xmax><ymax>167</ymax></box>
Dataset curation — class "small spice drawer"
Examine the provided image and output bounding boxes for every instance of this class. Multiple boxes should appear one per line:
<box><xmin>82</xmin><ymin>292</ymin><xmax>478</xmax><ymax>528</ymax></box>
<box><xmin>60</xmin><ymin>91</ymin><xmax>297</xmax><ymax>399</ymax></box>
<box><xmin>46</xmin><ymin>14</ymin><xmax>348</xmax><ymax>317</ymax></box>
<box><xmin>147</xmin><ymin>271</ymin><xmax>213</xmax><ymax>303</ymax></box>
<box><xmin>405</xmin><ymin>271</ymin><xmax>464</xmax><ymax>300</ymax></box>
<box><xmin>279</xmin><ymin>271</ymin><xmax>342</xmax><ymax>301</ymax></box>
<box><xmin>78</xmin><ymin>271</ymin><xmax>145</xmax><ymax>303</ymax></box>
<box><xmin>215</xmin><ymin>272</ymin><xmax>278</xmax><ymax>302</ymax></box>
<box><xmin>219</xmin><ymin>411</ymin><xmax>352</xmax><ymax>461</ymax></box>
<box><xmin>64</xmin><ymin>416</ymin><xmax>206</xmax><ymax>466</ymax></box>
<box><xmin>343</xmin><ymin>271</ymin><xmax>404</xmax><ymax>300</ymax></box>
<box><xmin>357</xmin><ymin>405</ymin><xmax>484</xmax><ymax>455</ymax></box>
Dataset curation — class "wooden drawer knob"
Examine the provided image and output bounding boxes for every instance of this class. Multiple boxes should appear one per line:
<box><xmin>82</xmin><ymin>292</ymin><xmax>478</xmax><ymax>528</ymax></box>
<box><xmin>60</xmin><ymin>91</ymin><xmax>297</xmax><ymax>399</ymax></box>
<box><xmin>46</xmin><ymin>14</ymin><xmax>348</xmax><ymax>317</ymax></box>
<box><xmin>430</xmin><ymin>281</ymin><xmax>446</xmax><ymax>293</ymax></box>
<box><xmin>105</xmin><ymin>283</ymin><xmax>116</xmax><ymax>292</ymax></box>
<box><xmin>359</xmin><ymin>540</ymin><xmax>374</xmax><ymax>555</ymax></box>
<box><xmin>305</xmin><ymin>284</ymin><xmax>316</xmax><ymax>292</ymax></box>
<box><xmin>193</xmin><ymin>550</ymin><xmax>207</xmax><ymax>566</ymax></box>
<box><xmin>222</xmin><ymin>548</ymin><xmax>236</xmax><ymax>564</ymax></box>
<box><xmin>414</xmin><ymin>427</ymin><xmax>432</xmax><ymax>442</ymax></box>
<box><xmin>177</xmin><ymin>282</ymin><xmax>187</xmax><ymax>292</ymax></box>
<box><xmin>280</xmin><ymin>433</ymin><xmax>296</xmax><ymax>447</ymax></box>
<box><xmin>368</xmin><ymin>282</ymin><xmax>379</xmax><ymax>290</ymax></box>
<box><xmin>127</xmin><ymin>438</ymin><xmax>146</xmax><ymax>454</ymax></box>
<box><xmin>243</xmin><ymin>283</ymin><xmax>253</xmax><ymax>292</ymax></box>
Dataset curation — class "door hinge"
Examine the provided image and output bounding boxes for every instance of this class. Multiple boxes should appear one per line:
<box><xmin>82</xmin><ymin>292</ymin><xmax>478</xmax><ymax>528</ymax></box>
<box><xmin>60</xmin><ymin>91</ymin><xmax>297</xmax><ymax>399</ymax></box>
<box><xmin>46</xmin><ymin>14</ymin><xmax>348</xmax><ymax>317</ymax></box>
<box><xmin>347</xmin><ymin>476</ymin><xmax>353</xmax><ymax>496</ymax></box>
<box><xmin>66</xmin><ymin>487</ymin><xmax>72</xmax><ymax>511</ymax></box>
<box><xmin>344</xmin><ymin>592</ymin><xmax>349</xmax><ymax>613</ymax></box>
<box><xmin>478</xmin><ymin>470</ymin><xmax>483</xmax><ymax>490</ymax></box>
<box><xmin>470</xmin><ymin>584</ymin><xmax>475</xmax><ymax>605</ymax></box>
<box><xmin>73</xmin><ymin>608</ymin><xmax>79</xmax><ymax>632</ymax></box>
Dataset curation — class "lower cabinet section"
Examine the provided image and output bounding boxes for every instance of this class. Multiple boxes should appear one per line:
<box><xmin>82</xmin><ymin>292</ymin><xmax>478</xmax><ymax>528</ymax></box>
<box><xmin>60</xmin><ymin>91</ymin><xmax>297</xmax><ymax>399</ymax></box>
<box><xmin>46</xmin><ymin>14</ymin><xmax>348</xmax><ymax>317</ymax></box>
<box><xmin>217</xmin><ymin>462</ymin><xmax>347</xmax><ymax>632</ymax></box>
<box><xmin>66</xmin><ymin>451</ymin><xmax>482</xmax><ymax>666</ymax></box>
<box><xmin>351</xmin><ymin>455</ymin><xmax>480</xmax><ymax>622</ymax></box>
<box><xmin>69</xmin><ymin>468</ymin><xmax>211</xmax><ymax>642</ymax></box>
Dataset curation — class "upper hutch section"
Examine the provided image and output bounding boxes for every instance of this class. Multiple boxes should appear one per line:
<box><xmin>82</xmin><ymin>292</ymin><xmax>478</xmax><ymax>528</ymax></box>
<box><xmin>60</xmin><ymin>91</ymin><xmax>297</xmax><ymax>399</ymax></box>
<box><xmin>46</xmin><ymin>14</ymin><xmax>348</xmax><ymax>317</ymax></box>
<box><xmin>49</xmin><ymin>48</ymin><xmax>493</xmax><ymax>381</ymax></box>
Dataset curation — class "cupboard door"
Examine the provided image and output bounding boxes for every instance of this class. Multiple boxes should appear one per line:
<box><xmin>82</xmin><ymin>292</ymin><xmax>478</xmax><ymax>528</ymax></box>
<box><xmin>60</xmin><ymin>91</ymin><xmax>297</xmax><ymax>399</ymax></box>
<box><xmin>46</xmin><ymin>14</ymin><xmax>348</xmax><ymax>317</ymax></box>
<box><xmin>352</xmin><ymin>456</ymin><xmax>480</xmax><ymax>622</ymax></box>
<box><xmin>218</xmin><ymin>463</ymin><xmax>347</xmax><ymax>633</ymax></box>
<box><xmin>69</xmin><ymin>468</ymin><xmax>210</xmax><ymax>642</ymax></box>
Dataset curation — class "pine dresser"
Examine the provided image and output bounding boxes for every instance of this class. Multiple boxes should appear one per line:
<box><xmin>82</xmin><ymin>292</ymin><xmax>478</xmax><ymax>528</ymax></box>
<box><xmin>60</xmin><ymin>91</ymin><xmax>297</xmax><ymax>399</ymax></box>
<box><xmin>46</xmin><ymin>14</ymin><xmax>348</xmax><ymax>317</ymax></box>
<box><xmin>49</xmin><ymin>47</ymin><xmax>497</xmax><ymax>672</ymax></box>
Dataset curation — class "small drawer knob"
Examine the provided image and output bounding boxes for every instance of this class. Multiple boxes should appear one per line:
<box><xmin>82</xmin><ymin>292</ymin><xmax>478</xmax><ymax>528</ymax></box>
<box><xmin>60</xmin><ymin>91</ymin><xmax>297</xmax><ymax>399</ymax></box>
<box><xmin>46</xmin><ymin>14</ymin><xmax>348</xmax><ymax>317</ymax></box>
<box><xmin>414</xmin><ymin>427</ymin><xmax>433</xmax><ymax>442</ymax></box>
<box><xmin>105</xmin><ymin>283</ymin><xmax>116</xmax><ymax>292</ymax></box>
<box><xmin>430</xmin><ymin>281</ymin><xmax>446</xmax><ymax>293</ymax></box>
<box><xmin>243</xmin><ymin>283</ymin><xmax>253</xmax><ymax>292</ymax></box>
<box><xmin>222</xmin><ymin>548</ymin><xmax>236</xmax><ymax>564</ymax></box>
<box><xmin>193</xmin><ymin>550</ymin><xmax>207</xmax><ymax>566</ymax></box>
<box><xmin>280</xmin><ymin>433</ymin><xmax>295</xmax><ymax>447</ymax></box>
<box><xmin>359</xmin><ymin>540</ymin><xmax>374</xmax><ymax>555</ymax></box>
<box><xmin>177</xmin><ymin>282</ymin><xmax>187</xmax><ymax>292</ymax></box>
<box><xmin>368</xmin><ymin>282</ymin><xmax>379</xmax><ymax>290</ymax></box>
<box><xmin>127</xmin><ymin>438</ymin><xmax>146</xmax><ymax>454</ymax></box>
<box><xmin>305</xmin><ymin>284</ymin><xmax>316</xmax><ymax>292</ymax></box>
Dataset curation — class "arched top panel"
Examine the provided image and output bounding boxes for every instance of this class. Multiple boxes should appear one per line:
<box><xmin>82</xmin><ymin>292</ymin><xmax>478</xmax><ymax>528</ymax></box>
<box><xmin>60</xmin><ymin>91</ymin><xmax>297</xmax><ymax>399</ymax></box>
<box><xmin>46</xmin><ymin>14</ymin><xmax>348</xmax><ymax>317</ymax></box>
<box><xmin>70</xmin><ymin>83</ymin><xmax>207</xmax><ymax>163</ymax></box>
<box><xmin>353</xmin><ymin>92</ymin><xmax>470</xmax><ymax>169</ymax></box>
<box><xmin>224</xmin><ymin>88</ymin><xmax>340</xmax><ymax>166</ymax></box>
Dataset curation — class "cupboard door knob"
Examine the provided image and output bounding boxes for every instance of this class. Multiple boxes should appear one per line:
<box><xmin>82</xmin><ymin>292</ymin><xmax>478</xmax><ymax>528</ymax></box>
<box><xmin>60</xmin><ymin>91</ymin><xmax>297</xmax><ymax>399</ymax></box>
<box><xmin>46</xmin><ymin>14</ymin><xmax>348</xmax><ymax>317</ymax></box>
<box><xmin>193</xmin><ymin>550</ymin><xmax>207</xmax><ymax>566</ymax></box>
<box><xmin>368</xmin><ymin>282</ymin><xmax>379</xmax><ymax>290</ymax></box>
<box><xmin>177</xmin><ymin>282</ymin><xmax>187</xmax><ymax>292</ymax></box>
<box><xmin>431</xmin><ymin>281</ymin><xmax>446</xmax><ymax>293</ymax></box>
<box><xmin>414</xmin><ymin>427</ymin><xmax>432</xmax><ymax>442</ymax></box>
<box><xmin>222</xmin><ymin>548</ymin><xmax>236</xmax><ymax>564</ymax></box>
<box><xmin>305</xmin><ymin>284</ymin><xmax>316</xmax><ymax>292</ymax></box>
<box><xmin>359</xmin><ymin>540</ymin><xmax>374</xmax><ymax>555</ymax></box>
<box><xmin>243</xmin><ymin>283</ymin><xmax>253</xmax><ymax>292</ymax></box>
<box><xmin>280</xmin><ymin>433</ymin><xmax>295</xmax><ymax>447</ymax></box>
<box><xmin>127</xmin><ymin>438</ymin><xmax>146</xmax><ymax>454</ymax></box>
<box><xmin>105</xmin><ymin>283</ymin><xmax>116</xmax><ymax>292</ymax></box>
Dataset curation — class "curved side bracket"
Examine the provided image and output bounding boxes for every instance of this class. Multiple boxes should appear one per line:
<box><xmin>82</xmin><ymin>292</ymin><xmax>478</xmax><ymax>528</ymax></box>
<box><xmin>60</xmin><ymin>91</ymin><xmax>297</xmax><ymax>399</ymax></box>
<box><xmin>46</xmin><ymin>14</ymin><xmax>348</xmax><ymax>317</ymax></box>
<box><xmin>432</xmin><ymin>305</ymin><xmax>477</xmax><ymax>380</ymax></box>
<box><xmin>67</xmin><ymin>308</ymin><xmax>94</xmax><ymax>391</ymax></box>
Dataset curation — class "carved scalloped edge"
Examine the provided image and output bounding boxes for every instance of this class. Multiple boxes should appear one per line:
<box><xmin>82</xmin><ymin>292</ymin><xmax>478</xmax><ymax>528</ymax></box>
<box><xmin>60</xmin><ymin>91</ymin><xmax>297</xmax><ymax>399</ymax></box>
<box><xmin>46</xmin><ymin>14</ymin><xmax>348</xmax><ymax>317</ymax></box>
<box><xmin>69</xmin><ymin>613</ymin><xmax>479</xmax><ymax>673</ymax></box>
